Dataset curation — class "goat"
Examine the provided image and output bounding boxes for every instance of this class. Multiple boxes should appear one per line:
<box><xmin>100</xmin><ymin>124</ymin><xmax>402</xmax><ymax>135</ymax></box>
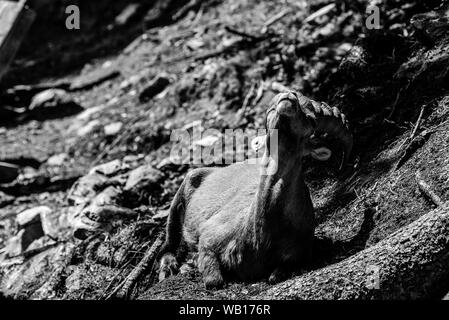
<box><xmin>158</xmin><ymin>91</ymin><xmax>353</xmax><ymax>289</ymax></box>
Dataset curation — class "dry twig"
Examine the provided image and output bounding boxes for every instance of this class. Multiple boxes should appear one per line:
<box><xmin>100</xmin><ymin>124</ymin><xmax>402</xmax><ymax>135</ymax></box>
<box><xmin>107</xmin><ymin>231</ymin><xmax>165</xmax><ymax>299</ymax></box>
<box><xmin>415</xmin><ymin>171</ymin><xmax>444</xmax><ymax>207</ymax></box>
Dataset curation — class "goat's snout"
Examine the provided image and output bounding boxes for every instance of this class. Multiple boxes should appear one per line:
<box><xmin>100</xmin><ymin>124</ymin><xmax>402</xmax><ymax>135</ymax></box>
<box><xmin>275</xmin><ymin>92</ymin><xmax>299</xmax><ymax>116</ymax></box>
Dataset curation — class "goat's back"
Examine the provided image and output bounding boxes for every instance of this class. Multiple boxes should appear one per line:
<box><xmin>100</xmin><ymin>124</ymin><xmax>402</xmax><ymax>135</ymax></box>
<box><xmin>183</xmin><ymin>162</ymin><xmax>260</xmax><ymax>243</ymax></box>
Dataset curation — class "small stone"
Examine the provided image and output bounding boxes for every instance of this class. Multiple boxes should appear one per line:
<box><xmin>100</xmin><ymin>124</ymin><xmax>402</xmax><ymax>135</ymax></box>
<box><xmin>119</xmin><ymin>74</ymin><xmax>141</xmax><ymax>90</ymax></box>
<box><xmin>5</xmin><ymin>229</ymin><xmax>26</xmax><ymax>257</ymax></box>
<box><xmin>46</xmin><ymin>153</ymin><xmax>68</xmax><ymax>166</ymax></box>
<box><xmin>77</xmin><ymin>119</ymin><xmax>101</xmax><ymax>137</ymax></box>
<box><xmin>104</xmin><ymin>122</ymin><xmax>123</xmax><ymax>136</ymax></box>
<box><xmin>186</xmin><ymin>38</ymin><xmax>205</xmax><ymax>50</ymax></box>
<box><xmin>76</xmin><ymin>104</ymin><xmax>108</xmax><ymax>121</ymax></box>
<box><xmin>89</xmin><ymin>159</ymin><xmax>122</xmax><ymax>176</ymax></box>
<box><xmin>91</xmin><ymin>186</ymin><xmax>122</xmax><ymax>207</ymax></box>
<box><xmin>40</xmin><ymin>209</ymin><xmax>59</xmax><ymax>238</ymax></box>
<box><xmin>194</xmin><ymin>135</ymin><xmax>220</xmax><ymax>147</ymax></box>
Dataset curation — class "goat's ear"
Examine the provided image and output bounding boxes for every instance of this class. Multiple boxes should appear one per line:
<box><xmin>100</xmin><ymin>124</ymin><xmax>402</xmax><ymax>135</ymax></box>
<box><xmin>310</xmin><ymin>147</ymin><xmax>332</xmax><ymax>161</ymax></box>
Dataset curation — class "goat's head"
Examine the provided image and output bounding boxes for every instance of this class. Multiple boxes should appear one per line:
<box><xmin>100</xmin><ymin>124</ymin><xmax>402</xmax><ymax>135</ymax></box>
<box><xmin>261</xmin><ymin>91</ymin><xmax>353</xmax><ymax>170</ymax></box>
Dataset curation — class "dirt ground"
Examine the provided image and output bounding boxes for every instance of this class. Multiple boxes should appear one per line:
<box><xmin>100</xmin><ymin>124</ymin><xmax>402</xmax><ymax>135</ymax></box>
<box><xmin>1</xmin><ymin>0</ymin><xmax>449</xmax><ymax>299</ymax></box>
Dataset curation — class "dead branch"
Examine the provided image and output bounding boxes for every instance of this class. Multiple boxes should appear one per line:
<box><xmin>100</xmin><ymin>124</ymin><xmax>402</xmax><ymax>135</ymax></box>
<box><xmin>395</xmin><ymin>129</ymin><xmax>433</xmax><ymax>170</ymax></box>
<box><xmin>410</xmin><ymin>105</ymin><xmax>426</xmax><ymax>140</ymax></box>
<box><xmin>304</xmin><ymin>3</ymin><xmax>336</xmax><ymax>24</ymax></box>
<box><xmin>415</xmin><ymin>171</ymin><xmax>444</xmax><ymax>207</ymax></box>
<box><xmin>224</xmin><ymin>26</ymin><xmax>264</xmax><ymax>41</ymax></box>
<box><xmin>255</xmin><ymin>203</ymin><xmax>449</xmax><ymax>299</ymax></box>
<box><xmin>262</xmin><ymin>9</ymin><xmax>292</xmax><ymax>31</ymax></box>
<box><xmin>110</xmin><ymin>231</ymin><xmax>165</xmax><ymax>299</ymax></box>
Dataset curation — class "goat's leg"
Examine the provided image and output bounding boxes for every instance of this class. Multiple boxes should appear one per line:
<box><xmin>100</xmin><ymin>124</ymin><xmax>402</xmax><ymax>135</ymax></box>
<box><xmin>158</xmin><ymin>252</ymin><xmax>179</xmax><ymax>281</ymax></box>
<box><xmin>269</xmin><ymin>237</ymin><xmax>313</xmax><ymax>284</ymax></box>
<box><xmin>157</xmin><ymin>180</ymin><xmax>186</xmax><ymax>282</ymax></box>
<box><xmin>198</xmin><ymin>249</ymin><xmax>224</xmax><ymax>289</ymax></box>
<box><xmin>268</xmin><ymin>263</ymin><xmax>296</xmax><ymax>284</ymax></box>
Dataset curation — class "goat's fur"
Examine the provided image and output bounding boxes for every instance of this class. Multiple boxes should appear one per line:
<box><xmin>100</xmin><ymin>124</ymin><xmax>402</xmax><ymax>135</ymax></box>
<box><xmin>158</xmin><ymin>91</ymin><xmax>352</xmax><ymax>288</ymax></box>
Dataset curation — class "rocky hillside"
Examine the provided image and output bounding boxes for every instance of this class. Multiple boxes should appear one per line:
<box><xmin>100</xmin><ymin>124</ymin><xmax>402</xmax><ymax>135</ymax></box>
<box><xmin>1</xmin><ymin>0</ymin><xmax>449</xmax><ymax>299</ymax></box>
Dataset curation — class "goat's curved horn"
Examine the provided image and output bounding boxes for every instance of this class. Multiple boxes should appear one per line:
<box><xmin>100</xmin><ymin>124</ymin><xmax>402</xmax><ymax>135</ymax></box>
<box><xmin>297</xmin><ymin>93</ymin><xmax>353</xmax><ymax>167</ymax></box>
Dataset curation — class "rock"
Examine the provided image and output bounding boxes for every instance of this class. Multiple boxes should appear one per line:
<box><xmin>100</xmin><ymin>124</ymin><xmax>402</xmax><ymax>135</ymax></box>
<box><xmin>75</xmin><ymin>104</ymin><xmax>108</xmax><ymax>121</ymax></box>
<box><xmin>4</xmin><ymin>229</ymin><xmax>26</xmax><ymax>257</ymax></box>
<box><xmin>89</xmin><ymin>160</ymin><xmax>122</xmax><ymax>176</ymax></box>
<box><xmin>90</xmin><ymin>186</ymin><xmax>122</xmax><ymax>207</ymax></box>
<box><xmin>193</xmin><ymin>135</ymin><xmax>221</xmax><ymax>147</ymax></box>
<box><xmin>77</xmin><ymin>119</ymin><xmax>101</xmax><ymax>137</ymax></box>
<box><xmin>16</xmin><ymin>206</ymin><xmax>51</xmax><ymax>228</ymax></box>
<box><xmin>104</xmin><ymin>122</ymin><xmax>123</xmax><ymax>136</ymax></box>
<box><xmin>67</xmin><ymin>172</ymin><xmax>109</xmax><ymax>205</ymax></box>
<box><xmin>5</xmin><ymin>221</ymin><xmax>45</xmax><ymax>257</ymax></box>
<box><xmin>71</xmin><ymin>203</ymin><xmax>136</xmax><ymax>240</ymax></box>
<box><xmin>28</xmin><ymin>89</ymin><xmax>84</xmax><ymax>119</ymax></box>
<box><xmin>0</xmin><ymin>161</ymin><xmax>19</xmax><ymax>184</ymax></box>
<box><xmin>46</xmin><ymin>153</ymin><xmax>68</xmax><ymax>167</ymax></box>
<box><xmin>83</xmin><ymin>204</ymin><xmax>136</xmax><ymax>223</ymax></box>
<box><xmin>69</xmin><ymin>186</ymin><xmax>124</xmax><ymax>239</ymax></box>
<box><xmin>123</xmin><ymin>154</ymin><xmax>144</xmax><ymax>166</ymax></box>
<box><xmin>139</xmin><ymin>74</ymin><xmax>171</xmax><ymax>102</ymax></box>
<box><xmin>186</xmin><ymin>38</ymin><xmax>205</xmax><ymax>51</ymax></box>
<box><xmin>124</xmin><ymin>165</ymin><xmax>164</xmax><ymax>194</ymax></box>
<box><xmin>39</xmin><ymin>209</ymin><xmax>59</xmax><ymax>238</ymax></box>
<box><xmin>119</xmin><ymin>74</ymin><xmax>142</xmax><ymax>90</ymax></box>
<box><xmin>1</xmin><ymin>243</ymin><xmax>72</xmax><ymax>298</ymax></box>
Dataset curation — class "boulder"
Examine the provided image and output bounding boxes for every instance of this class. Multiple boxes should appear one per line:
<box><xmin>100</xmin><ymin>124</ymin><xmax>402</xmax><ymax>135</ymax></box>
<box><xmin>5</xmin><ymin>221</ymin><xmax>45</xmax><ymax>258</ymax></box>
<box><xmin>104</xmin><ymin>122</ymin><xmax>123</xmax><ymax>136</ymax></box>
<box><xmin>124</xmin><ymin>165</ymin><xmax>164</xmax><ymax>194</ymax></box>
<box><xmin>67</xmin><ymin>172</ymin><xmax>109</xmax><ymax>205</ymax></box>
<box><xmin>69</xmin><ymin>186</ymin><xmax>126</xmax><ymax>240</ymax></box>
<box><xmin>16</xmin><ymin>206</ymin><xmax>51</xmax><ymax>228</ymax></box>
